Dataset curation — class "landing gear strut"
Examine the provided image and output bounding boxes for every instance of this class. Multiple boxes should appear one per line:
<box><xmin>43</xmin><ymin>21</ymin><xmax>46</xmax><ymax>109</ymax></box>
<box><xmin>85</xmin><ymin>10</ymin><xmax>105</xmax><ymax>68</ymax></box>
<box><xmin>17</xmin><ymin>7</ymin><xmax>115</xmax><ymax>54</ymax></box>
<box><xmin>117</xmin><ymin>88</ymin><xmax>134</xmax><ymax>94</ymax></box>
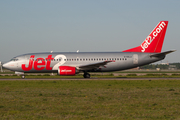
<box><xmin>83</xmin><ymin>72</ymin><xmax>90</xmax><ymax>78</ymax></box>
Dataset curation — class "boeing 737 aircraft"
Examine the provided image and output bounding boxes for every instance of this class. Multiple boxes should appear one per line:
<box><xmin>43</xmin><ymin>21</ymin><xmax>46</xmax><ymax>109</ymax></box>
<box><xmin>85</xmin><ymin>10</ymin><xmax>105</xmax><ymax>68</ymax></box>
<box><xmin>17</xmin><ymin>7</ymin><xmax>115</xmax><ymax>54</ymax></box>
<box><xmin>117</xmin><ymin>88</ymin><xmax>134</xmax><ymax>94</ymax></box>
<box><xmin>2</xmin><ymin>21</ymin><xmax>175</xmax><ymax>78</ymax></box>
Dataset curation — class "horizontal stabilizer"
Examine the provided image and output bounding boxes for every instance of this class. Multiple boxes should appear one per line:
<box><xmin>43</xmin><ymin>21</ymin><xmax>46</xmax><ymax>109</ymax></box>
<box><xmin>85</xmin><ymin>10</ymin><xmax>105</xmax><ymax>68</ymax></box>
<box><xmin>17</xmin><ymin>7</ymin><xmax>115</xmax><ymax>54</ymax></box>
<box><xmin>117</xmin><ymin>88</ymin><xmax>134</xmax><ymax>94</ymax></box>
<box><xmin>150</xmin><ymin>50</ymin><xmax>176</xmax><ymax>57</ymax></box>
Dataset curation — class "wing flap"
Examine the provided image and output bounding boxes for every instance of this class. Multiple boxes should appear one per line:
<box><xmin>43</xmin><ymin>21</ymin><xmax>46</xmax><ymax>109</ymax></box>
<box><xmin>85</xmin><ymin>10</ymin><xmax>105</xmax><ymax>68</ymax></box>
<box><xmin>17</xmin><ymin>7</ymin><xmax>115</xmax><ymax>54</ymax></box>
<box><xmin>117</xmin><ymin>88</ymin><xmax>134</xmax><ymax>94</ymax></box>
<box><xmin>78</xmin><ymin>60</ymin><xmax>115</xmax><ymax>70</ymax></box>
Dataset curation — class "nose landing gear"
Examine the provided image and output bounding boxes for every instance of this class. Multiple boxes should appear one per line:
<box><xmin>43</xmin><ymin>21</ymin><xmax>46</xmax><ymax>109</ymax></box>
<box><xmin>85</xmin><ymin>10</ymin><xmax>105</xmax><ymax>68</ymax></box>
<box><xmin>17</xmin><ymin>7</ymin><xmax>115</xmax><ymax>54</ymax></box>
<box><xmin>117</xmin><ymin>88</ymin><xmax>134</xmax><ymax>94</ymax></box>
<box><xmin>21</xmin><ymin>75</ymin><xmax>25</xmax><ymax>79</ymax></box>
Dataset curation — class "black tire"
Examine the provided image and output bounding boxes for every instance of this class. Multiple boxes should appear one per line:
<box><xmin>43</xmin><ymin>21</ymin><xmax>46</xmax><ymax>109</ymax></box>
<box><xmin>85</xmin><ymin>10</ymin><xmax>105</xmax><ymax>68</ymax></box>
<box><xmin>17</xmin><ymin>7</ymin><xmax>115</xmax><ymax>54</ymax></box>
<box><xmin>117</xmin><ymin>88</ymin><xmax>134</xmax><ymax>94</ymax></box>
<box><xmin>83</xmin><ymin>73</ymin><xmax>90</xmax><ymax>78</ymax></box>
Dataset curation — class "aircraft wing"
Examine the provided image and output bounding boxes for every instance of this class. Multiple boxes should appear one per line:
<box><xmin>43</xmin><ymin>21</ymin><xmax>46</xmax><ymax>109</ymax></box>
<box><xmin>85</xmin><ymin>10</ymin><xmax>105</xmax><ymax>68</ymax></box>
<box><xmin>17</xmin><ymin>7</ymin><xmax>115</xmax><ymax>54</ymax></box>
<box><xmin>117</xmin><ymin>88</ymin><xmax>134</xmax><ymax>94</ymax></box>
<box><xmin>78</xmin><ymin>60</ymin><xmax>115</xmax><ymax>70</ymax></box>
<box><xmin>150</xmin><ymin>50</ymin><xmax>176</xmax><ymax>57</ymax></box>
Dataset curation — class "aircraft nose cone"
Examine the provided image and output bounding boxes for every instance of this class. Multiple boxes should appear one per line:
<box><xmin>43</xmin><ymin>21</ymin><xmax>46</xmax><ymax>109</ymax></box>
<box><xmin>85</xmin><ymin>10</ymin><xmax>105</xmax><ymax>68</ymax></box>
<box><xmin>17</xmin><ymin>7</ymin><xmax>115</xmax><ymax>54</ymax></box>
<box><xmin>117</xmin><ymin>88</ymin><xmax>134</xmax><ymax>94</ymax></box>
<box><xmin>2</xmin><ymin>63</ymin><xmax>8</xmax><ymax>69</ymax></box>
<box><xmin>2</xmin><ymin>62</ymin><xmax>13</xmax><ymax>70</ymax></box>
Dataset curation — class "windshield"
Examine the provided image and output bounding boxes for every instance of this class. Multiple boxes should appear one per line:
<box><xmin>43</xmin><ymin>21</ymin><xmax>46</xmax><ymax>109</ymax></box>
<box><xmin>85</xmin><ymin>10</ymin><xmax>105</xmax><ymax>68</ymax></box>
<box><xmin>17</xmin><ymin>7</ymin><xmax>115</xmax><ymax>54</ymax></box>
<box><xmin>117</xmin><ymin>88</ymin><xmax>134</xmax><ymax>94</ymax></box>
<box><xmin>10</xmin><ymin>58</ymin><xmax>18</xmax><ymax>61</ymax></box>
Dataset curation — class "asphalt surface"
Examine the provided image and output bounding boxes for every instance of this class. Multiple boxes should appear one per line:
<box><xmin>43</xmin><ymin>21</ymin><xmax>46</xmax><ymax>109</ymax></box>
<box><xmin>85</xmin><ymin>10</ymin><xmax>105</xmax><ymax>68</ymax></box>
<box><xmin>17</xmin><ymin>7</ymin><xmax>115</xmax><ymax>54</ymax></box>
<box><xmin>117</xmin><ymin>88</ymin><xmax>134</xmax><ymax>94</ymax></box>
<box><xmin>1</xmin><ymin>77</ymin><xmax>180</xmax><ymax>80</ymax></box>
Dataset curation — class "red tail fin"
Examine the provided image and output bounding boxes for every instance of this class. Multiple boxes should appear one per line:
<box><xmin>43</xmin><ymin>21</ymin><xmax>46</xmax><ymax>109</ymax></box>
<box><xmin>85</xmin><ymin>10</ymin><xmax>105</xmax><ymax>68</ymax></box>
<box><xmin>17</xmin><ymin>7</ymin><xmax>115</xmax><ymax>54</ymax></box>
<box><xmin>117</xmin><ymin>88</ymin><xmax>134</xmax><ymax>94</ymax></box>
<box><xmin>123</xmin><ymin>21</ymin><xmax>168</xmax><ymax>53</ymax></box>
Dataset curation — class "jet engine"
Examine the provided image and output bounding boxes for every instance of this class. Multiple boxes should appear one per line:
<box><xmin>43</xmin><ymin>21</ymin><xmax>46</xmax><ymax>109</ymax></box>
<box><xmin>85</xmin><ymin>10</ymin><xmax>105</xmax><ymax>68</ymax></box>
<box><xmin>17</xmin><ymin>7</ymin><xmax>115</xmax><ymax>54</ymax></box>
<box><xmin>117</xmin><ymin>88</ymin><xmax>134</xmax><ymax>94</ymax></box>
<box><xmin>58</xmin><ymin>66</ymin><xmax>77</xmax><ymax>76</ymax></box>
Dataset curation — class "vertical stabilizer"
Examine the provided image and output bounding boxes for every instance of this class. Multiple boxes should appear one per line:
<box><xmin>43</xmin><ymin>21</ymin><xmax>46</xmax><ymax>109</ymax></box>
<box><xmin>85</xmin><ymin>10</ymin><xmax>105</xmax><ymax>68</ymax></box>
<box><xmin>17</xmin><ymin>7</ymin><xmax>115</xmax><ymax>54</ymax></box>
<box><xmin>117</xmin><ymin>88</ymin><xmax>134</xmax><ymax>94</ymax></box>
<box><xmin>123</xmin><ymin>21</ymin><xmax>168</xmax><ymax>53</ymax></box>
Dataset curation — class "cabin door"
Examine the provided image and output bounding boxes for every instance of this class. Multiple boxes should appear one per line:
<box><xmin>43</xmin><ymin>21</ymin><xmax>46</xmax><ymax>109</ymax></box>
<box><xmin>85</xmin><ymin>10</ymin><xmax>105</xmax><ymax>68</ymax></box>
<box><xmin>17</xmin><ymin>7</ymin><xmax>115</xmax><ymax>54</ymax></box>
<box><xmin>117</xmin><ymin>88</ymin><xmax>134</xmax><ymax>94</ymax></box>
<box><xmin>133</xmin><ymin>54</ymin><xmax>138</xmax><ymax>64</ymax></box>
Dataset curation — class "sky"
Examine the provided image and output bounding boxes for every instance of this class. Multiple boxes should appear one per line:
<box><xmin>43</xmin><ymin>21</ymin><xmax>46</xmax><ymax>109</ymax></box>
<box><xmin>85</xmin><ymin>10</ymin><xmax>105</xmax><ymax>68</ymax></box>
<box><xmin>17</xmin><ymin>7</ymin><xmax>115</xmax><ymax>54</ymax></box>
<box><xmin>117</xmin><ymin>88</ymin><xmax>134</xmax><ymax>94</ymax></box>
<box><xmin>0</xmin><ymin>0</ymin><xmax>180</xmax><ymax>63</ymax></box>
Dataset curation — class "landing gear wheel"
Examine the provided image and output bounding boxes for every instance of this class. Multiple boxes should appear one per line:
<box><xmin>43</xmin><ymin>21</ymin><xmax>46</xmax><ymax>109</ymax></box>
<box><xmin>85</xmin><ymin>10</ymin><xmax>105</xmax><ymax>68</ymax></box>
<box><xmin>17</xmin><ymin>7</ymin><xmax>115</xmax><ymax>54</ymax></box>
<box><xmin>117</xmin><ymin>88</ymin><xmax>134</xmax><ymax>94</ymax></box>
<box><xmin>21</xmin><ymin>75</ymin><xmax>25</xmax><ymax>79</ymax></box>
<box><xmin>83</xmin><ymin>73</ymin><xmax>90</xmax><ymax>78</ymax></box>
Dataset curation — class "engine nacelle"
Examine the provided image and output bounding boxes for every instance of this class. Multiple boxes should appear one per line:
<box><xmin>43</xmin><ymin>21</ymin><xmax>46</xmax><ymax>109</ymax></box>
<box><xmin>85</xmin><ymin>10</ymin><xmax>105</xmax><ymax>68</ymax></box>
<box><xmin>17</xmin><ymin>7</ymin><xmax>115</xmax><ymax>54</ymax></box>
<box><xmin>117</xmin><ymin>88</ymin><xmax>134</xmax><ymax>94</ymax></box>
<box><xmin>58</xmin><ymin>66</ymin><xmax>77</xmax><ymax>76</ymax></box>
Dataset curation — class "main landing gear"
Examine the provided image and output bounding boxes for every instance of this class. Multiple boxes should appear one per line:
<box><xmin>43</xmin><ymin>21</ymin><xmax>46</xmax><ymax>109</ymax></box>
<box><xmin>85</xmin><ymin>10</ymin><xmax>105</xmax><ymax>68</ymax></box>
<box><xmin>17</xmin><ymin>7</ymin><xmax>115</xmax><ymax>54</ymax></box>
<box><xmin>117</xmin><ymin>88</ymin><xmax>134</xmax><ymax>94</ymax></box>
<box><xmin>83</xmin><ymin>72</ymin><xmax>90</xmax><ymax>78</ymax></box>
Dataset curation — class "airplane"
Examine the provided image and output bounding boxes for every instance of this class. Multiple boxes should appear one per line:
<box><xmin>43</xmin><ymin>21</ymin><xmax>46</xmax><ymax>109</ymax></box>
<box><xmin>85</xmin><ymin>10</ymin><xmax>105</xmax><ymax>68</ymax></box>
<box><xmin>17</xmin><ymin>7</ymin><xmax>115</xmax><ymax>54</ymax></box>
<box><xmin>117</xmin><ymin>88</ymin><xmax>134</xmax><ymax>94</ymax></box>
<box><xmin>2</xmin><ymin>21</ymin><xmax>175</xmax><ymax>79</ymax></box>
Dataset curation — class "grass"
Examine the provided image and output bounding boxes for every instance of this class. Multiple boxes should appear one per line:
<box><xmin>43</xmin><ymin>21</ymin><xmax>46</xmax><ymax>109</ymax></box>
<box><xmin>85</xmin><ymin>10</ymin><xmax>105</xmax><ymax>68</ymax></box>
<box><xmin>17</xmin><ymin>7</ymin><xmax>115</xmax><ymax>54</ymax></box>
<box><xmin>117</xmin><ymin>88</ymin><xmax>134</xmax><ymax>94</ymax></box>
<box><xmin>1</xmin><ymin>70</ymin><xmax>180</xmax><ymax>79</ymax></box>
<box><xmin>1</xmin><ymin>73</ymin><xmax>180</xmax><ymax>79</ymax></box>
<box><xmin>115</xmin><ymin>70</ymin><xmax>180</xmax><ymax>73</ymax></box>
<box><xmin>1</xmin><ymin>70</ymin><xmax>180</xmax><ymax>74</ymax></box>
<box><xmin>0</xmin><ymin>80</ymin><xmax>180</xmax><ymax>119</ymax></box>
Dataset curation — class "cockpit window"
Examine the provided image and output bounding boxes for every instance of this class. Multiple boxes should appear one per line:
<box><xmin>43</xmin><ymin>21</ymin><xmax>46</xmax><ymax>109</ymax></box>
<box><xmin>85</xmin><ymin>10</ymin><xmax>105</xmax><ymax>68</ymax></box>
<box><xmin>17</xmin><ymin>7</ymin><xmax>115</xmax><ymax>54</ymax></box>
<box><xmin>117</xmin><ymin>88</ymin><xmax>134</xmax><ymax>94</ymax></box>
<box><xmin>10</xmin><ymin>59</ymin><xmax>15</xmax><ymax>61</ymax></box>
<box><xmin>10</xmin><ymin>58</ymin><xmax>18</xmax><ymax>61</ymax></box>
